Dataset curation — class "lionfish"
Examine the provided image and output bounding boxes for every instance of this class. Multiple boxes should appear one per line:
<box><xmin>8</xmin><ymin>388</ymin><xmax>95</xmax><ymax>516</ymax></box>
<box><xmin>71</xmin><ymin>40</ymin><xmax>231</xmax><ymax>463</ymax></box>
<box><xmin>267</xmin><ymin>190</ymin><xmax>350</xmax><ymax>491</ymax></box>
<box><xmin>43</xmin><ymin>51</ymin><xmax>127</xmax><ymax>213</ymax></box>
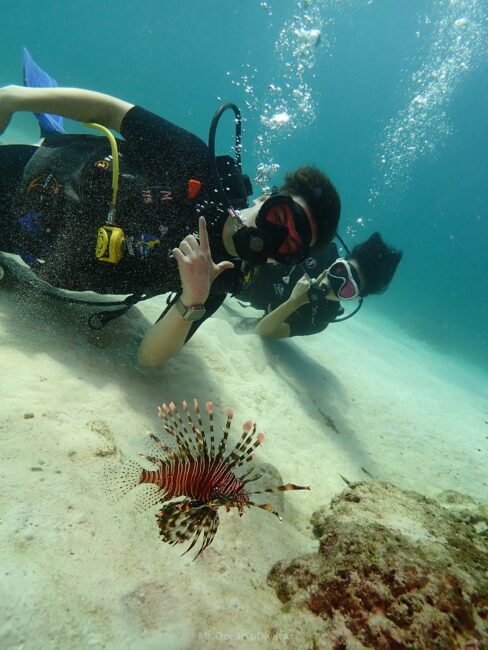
<box><xmin>111</xmin><ymin>399</ymin><xmax>309</xmax><ymax>558</ymax></box>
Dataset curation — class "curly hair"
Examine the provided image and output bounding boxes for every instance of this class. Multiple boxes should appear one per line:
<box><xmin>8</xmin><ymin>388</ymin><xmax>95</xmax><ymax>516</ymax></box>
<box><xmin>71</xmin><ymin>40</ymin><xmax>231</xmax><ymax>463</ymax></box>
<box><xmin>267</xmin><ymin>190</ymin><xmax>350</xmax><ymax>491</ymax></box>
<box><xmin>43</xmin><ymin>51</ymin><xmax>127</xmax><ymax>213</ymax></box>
<box><xmin>348</xmin><ymin>232</ymin><xmax>403</xmax><ymax>296</ymax></box>
<box><xmin>280</xmin><ymin>166</ymin><xmax>341</xmax><ymax>250</ymax></box>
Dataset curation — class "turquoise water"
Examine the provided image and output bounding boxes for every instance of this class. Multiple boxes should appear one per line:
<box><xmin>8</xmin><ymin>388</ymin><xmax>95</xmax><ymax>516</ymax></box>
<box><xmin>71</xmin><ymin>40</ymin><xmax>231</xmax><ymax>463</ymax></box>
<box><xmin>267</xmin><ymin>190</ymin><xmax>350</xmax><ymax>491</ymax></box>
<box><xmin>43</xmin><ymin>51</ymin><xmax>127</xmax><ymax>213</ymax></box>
<box><xmin>2</xmin><ymin>0</ymin><xmax>486</xmax><ymax>367</ymax></box>
<box><xmin>1</xmin><ymin>4</ymin><xmax>487</xmax><ymax>647</ymax></box>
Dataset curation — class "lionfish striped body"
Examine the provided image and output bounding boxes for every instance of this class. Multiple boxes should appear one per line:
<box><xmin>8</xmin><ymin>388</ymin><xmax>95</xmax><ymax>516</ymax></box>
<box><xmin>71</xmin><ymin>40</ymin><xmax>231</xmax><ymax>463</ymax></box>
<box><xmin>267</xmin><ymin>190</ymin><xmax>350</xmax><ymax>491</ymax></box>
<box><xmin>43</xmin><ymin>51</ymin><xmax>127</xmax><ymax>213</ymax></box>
<box><xmin>113</xmin><ymin>399</ymin><xmax>309</xmax><ymax>558</ymax></box>
<box><xmin>139</xmin><ymin>457</ymin><xmax>249</xmax><ymax>506</ymax></box>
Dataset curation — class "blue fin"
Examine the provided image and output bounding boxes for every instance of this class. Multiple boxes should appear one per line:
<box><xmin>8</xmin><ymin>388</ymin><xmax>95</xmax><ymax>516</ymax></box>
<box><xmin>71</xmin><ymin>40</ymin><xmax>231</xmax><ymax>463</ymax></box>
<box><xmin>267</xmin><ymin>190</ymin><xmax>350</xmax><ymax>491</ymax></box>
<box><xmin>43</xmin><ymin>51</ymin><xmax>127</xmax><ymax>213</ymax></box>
<box><xmin>22</xmin><ymin>47</ymin><xmax>66</xmax><ymax>135</ymax></box>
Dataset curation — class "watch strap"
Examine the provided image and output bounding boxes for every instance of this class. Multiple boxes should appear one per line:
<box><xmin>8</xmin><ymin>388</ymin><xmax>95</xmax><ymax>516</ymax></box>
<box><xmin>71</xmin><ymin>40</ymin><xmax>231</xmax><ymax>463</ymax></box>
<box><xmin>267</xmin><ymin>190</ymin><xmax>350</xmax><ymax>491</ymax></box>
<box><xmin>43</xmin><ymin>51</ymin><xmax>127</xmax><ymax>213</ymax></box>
<box><xmin>174</xmin><ymin>297</ymin><xmax>206</xmax><ymax>321</ymax></box>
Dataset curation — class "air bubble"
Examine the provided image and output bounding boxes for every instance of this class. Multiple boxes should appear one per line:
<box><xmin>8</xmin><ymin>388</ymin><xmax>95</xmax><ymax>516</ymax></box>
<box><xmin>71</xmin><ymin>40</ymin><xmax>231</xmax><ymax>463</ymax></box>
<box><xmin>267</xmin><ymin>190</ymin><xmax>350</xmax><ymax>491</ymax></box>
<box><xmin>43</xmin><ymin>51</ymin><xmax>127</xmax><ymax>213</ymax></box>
<box><xmin>370</xmin><ymin>0</ymin><xmax>486</xmax><ymax>204</ymax></box>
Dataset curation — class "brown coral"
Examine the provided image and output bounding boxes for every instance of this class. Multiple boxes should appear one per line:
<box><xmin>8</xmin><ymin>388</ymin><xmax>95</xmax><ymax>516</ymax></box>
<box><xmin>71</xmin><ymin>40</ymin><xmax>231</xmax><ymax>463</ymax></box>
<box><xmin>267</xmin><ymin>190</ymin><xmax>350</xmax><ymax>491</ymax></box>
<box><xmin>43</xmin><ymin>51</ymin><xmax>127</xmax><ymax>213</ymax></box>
<box><xmin>267</xmin><ymin>482</ymin><xmax>488</xmax><ymax>650</ymax></box>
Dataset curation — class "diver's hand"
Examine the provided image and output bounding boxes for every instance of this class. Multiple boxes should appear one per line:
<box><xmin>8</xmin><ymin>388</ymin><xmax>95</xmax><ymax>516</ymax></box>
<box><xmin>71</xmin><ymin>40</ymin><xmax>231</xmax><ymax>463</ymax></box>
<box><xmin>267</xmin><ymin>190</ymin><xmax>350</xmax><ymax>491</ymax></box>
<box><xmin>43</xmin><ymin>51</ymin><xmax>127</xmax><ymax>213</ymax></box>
<box><xmin>172</xmin><ymin>216</ymin><xmax>234</xmax><ymax>306</ymax></box>
<box><xmin>0</xmin><ymin>86</ymin><xmax>17</xmax><ymax>135</ymax></box>
<box><xmin>289</xmin><ymin>273</ymin><xmax>312</xmax><ymax>306</ymax></box>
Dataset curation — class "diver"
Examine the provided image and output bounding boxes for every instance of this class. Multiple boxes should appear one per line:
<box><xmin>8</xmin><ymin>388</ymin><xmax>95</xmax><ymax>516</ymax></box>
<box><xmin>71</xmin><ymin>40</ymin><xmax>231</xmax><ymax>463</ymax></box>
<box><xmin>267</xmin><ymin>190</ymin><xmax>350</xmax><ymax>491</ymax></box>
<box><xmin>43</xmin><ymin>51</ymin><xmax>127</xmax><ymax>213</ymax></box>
<box><xmin>0</xmin><ymin>50</ymin><xmax>341</xmax><ymax>367</ymax></box>
<box><xmin>235</xmin><ymin>229</ymin><xmax>402</xmax><ymax>338</ymax></box>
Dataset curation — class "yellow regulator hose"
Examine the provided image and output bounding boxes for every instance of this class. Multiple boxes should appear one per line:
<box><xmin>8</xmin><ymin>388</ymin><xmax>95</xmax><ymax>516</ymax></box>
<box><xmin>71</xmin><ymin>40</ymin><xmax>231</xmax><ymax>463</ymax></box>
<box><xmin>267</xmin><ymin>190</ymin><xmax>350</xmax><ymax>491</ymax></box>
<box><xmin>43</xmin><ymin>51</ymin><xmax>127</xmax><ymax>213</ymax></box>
<box><xmin>84</xmin><ymin>122</ymin><xmax>120</xmax><ymax>224</ymax></box>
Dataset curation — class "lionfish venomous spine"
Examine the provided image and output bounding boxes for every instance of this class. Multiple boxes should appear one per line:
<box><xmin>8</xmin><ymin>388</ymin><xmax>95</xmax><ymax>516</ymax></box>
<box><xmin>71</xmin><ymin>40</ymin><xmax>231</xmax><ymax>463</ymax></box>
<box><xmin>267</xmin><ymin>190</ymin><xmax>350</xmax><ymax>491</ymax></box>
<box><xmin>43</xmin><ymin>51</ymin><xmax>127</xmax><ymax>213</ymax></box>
<box><xmin>112</xmin><ymin>399</ymin><xmax>309</xmax><ymax>558</ymax></box>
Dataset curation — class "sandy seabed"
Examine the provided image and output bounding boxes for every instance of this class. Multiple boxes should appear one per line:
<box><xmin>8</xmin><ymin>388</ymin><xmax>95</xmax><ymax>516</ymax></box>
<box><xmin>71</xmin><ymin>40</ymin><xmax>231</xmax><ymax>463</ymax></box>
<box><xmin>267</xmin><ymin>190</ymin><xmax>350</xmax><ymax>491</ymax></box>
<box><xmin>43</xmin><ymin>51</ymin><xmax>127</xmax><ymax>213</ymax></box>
<box><xmin>0</xmin><ymin>253</ymin><xmax>486</xmax><ymax>649</ymax></box>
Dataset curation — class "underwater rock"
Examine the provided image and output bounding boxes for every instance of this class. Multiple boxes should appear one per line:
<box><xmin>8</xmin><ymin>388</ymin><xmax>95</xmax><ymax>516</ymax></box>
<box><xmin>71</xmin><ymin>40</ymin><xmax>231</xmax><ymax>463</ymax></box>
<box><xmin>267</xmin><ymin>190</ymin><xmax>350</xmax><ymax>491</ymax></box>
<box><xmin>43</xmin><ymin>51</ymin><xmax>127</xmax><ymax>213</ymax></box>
<box><xmin>267</xmin><ymin>481</ymin><xmax>488</xmax><ymax>649</ymax></box>
<box><xmin>436</xmin><ymin>490</ymin><xmax>488</xmax><ymax>537</ymax></box>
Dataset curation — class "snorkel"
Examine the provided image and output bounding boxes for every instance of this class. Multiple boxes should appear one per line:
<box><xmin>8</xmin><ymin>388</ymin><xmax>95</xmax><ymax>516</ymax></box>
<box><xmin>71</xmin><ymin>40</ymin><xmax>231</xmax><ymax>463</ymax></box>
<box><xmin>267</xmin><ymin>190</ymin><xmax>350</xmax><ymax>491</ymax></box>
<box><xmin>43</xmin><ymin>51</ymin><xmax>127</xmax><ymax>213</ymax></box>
<box><xmin>208</xmin><ymin>104</ymin><xmax>271</xmax><ymax>263</ymax></box>
<box><xmin>209</xmin><ymin>103</ymin><xmax>273</xmax><ymax>263</ymax></box>
<box><xmin>208</xmin><ymin>104</ymin><xmax>312</xmax><ymax>265</ymax></box>
<box><xmin>208</xmin><ymin>102</ymin><xmax>252</xmax><ymax>216</ymax></box>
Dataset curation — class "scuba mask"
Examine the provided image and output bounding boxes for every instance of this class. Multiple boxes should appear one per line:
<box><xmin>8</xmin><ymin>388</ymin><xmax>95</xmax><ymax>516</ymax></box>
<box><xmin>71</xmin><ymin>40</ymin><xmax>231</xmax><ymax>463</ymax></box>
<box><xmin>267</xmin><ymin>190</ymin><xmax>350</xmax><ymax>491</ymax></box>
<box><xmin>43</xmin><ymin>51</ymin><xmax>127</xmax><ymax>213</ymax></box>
<box><xmin>308</xmin><ymin>259</ymin><xmax>361</xmax><ymax>304</ymax></box>
<box><xmin>327</xmin><ymin>259</ymin><xmax>361</xmax><ymax>300</ymax></box>
<box><xmin>232</xmin><ymin>193</ymin><xmax>312</xmax><ymax>265</ymax></box>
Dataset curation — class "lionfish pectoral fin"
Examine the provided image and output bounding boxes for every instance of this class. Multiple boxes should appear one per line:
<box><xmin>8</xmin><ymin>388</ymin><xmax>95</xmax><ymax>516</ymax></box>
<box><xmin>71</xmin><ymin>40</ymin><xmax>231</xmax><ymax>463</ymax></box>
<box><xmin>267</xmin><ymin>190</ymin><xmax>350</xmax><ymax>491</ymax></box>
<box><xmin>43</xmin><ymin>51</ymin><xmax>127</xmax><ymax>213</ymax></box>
<box><xmin>156</xmin><ymin>503</ymin><xmax>220</xmax><ymax>560</ymax></box>
<box><xmin>195</xmin><ymin>509</ymin><xmax>220</xmax><ymax>558</ymax></box>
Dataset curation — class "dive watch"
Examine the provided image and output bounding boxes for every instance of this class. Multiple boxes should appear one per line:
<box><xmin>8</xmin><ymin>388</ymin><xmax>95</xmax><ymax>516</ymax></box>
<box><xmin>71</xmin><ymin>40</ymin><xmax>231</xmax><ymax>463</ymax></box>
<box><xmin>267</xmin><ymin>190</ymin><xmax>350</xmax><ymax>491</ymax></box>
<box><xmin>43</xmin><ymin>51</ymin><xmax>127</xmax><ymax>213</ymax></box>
<box><xmin>174</xmin><ymin>297</ymin><xmax>207</xmax><ymax>322</ymax></box>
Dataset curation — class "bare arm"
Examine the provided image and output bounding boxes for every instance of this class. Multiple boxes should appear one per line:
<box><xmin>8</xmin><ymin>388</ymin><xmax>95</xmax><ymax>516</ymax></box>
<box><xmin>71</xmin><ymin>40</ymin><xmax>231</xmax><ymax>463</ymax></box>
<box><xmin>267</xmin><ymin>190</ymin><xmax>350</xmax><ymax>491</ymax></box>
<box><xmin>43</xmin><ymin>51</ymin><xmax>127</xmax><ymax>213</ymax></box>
<box><xmin>0</xmin><ymin>85</ymin><xmax>133</xmax><ymax>134</ymax></box>
<box><xmin>137</xmin><ymin>217</ymin><xmax>234</xmax><ymax>367</ymax></box>
<box><xmin>137</xmin><ymin>303</ymin><xmax>194</xmax><ymax>366</ymax></box>
<box><xmin>254</xmin><ymin>274</ymin><xmax>311</xmax><ymax>339</ymax></box>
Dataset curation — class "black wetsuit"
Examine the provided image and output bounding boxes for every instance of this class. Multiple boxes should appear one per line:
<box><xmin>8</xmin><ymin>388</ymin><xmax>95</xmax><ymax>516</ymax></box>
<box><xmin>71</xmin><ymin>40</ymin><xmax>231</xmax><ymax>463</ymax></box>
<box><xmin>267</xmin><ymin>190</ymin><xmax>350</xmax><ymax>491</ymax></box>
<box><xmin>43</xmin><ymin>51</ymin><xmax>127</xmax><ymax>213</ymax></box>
<box><xmin>0</xmin><ymin>106</ymin><xmax>244</xmax><ymax>339</ymax></box>
<box><xmin>238</xmin><ymin>243</ymin><xmax>343</xmax><ymax>336</ymax></box>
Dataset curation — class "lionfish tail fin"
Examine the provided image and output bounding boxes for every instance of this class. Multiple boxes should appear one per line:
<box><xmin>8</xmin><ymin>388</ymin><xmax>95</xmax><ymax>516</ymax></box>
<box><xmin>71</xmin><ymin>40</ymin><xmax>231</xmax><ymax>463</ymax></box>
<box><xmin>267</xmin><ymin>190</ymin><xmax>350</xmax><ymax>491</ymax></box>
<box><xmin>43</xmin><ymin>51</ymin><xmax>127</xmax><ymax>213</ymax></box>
<box><xmin>102</xmin><ymin>454</ymin><xmax>144</xmax><ymax>503</ymax></box>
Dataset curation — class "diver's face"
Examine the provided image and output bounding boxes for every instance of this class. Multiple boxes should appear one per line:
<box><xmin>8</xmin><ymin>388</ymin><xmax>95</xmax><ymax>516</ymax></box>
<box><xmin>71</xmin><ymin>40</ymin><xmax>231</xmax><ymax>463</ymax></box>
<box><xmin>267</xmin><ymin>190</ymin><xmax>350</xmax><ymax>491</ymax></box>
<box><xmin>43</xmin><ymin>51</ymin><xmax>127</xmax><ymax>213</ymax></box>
<box><xmin>250</xmin><ymin>195</ymin><xmax>317</xmax><ymax>246</ymax></box>
<box><xmin>318</xmin><ymin>258</ymin><xmax>364</xmax><ymax>301</ymax></box>
<box><xmin>247</xmin><ymin>194</ymin><xmax>317</xmax><ymax>263</ymax></box>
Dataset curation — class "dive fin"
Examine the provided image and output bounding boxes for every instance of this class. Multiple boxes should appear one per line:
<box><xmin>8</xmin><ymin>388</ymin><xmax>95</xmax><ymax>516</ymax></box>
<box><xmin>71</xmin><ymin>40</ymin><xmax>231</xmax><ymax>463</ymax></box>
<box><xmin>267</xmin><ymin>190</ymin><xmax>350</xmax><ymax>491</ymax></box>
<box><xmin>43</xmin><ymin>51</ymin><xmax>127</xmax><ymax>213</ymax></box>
<box><xmin>22</xmin><ymin>47</ymin><xmax>66</xmax><ymax>135</ymax></box>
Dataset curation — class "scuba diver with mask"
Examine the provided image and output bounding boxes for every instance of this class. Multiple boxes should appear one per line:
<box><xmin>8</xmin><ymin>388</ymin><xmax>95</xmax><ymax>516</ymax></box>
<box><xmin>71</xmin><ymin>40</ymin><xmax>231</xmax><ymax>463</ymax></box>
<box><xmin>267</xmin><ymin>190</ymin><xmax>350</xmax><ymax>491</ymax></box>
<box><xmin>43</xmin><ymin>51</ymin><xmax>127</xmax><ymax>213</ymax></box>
<box><xmin>235</xmin><ymin>231</ymin><xmax>403</xmax><ymax>339</ymax></box>
<box><xmin>0</xmin><ymin>50</ymin><xmax>341</xmax><ymax>367</ymax></box>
